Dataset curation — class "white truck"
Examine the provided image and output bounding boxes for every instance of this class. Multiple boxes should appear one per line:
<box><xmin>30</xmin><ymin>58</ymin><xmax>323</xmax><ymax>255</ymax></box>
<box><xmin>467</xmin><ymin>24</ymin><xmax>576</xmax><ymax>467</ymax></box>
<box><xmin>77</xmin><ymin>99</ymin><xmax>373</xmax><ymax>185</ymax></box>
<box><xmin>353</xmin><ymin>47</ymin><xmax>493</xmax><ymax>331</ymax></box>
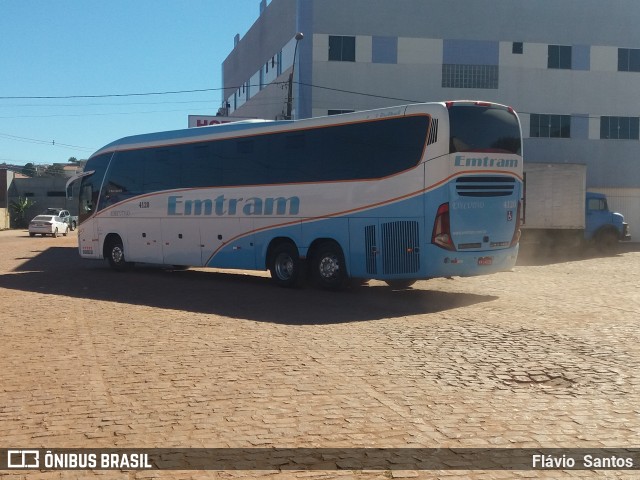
<box><xmin>521</xmin><ymin>163</ymin><xmax>630</xmax><ymax>250</ymax></box>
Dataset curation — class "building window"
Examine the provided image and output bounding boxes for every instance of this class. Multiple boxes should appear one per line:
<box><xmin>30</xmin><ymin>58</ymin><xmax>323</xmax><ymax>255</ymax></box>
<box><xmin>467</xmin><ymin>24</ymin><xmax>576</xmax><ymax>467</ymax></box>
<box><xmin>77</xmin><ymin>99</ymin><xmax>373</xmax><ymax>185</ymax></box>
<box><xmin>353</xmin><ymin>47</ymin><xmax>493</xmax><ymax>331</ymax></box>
<box><xmin>372</xmin><ymin>36</ymin><xmax>398</xmax><ymax>64</ymax></box>
<box><xmin>442</xmin><ymin>64</ymin><xmax>498</xmax><ymax>89</ymax></box>
<box><xmin>512</xmin><ymin>42</ymin><xmax>523</xmax><ymax>54</ymax></box>
<box><xmin>600</xmin><ymin>116</ymin><xmax>640</xmax><ymax>139</ymax></box>
<box><xmin>329</xmin><ymin>35</ymin><xmax>356</xmax><ymax>62</ymax></box>
<box><xmin>530</xmin><ymin>114</ymin><xmax>571</xmax><ymax>138</ymax></box>
<box><xmin>618</xmin><ymin>48</ymin><xmax>640</xmax><ymax>72</ymax></box>
<box><xmin>548</xmin><ymin>45</ymin><xmax>572</xmax><ymax>69</ymax></box>
<box><xmin>47</xmin><ymin>191</ymin><xmax>66</xmax><ymax>197</ymax></box>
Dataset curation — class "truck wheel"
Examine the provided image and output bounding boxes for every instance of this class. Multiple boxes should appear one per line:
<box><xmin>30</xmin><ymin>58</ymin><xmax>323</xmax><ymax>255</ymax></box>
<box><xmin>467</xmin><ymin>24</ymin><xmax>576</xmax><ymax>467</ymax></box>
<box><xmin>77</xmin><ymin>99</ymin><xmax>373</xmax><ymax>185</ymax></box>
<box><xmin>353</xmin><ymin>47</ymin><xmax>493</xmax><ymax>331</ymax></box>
<box><xmin>596</xmin><ymin>230</ymin><xmax>618</xmax><ymax>253</ymax></box>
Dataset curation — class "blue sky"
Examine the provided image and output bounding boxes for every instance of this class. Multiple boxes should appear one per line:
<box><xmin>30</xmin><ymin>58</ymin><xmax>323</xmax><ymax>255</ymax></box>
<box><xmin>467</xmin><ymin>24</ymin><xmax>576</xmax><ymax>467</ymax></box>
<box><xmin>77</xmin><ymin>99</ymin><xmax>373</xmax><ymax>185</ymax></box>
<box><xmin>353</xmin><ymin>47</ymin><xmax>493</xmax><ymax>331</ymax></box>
<box><xmin>0</xmin><ymin>0</ymin><xmax>261</xmax><ymax>165</ymax></box>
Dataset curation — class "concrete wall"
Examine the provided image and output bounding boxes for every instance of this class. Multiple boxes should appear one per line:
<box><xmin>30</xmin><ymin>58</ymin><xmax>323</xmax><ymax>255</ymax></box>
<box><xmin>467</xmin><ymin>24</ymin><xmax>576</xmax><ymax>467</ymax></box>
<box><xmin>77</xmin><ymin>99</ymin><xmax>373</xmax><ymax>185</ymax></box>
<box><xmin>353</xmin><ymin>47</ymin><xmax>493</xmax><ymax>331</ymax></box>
<box><xmin>9</xmin><ymin>176</ymin><xmax>77</xmax><ymax>223</ymax></box>
<box><xmin>0</xmin><ymin>169</ymin><xmax>13</xmax><ymax>229</ymax></box>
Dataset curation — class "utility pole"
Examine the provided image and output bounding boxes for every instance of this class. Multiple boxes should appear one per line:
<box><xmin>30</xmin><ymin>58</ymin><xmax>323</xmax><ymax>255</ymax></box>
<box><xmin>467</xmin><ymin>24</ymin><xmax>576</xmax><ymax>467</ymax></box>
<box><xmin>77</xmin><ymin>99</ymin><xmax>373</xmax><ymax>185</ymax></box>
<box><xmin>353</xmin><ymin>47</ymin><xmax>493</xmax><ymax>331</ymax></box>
<box><xmin>285</xmin><ymin>32</ymin><xmax>304</xmax><ymax>120</ymax></box>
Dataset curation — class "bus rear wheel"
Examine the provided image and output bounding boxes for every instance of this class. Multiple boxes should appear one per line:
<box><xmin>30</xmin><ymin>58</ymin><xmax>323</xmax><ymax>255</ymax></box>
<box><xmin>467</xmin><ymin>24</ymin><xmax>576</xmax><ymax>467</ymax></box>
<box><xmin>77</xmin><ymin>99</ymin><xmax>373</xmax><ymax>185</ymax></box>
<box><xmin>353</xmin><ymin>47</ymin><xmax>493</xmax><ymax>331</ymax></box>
<box><xmin>269</xmin><ymin>242</ymin><xmax>303</xmax><ymax>288</ymax></box>
<box><xmin>105</xmin><ymin>236</ymin><xmax>132</xmax><ymax>272</ymax></box>
<box><xmin>311</xmin><ymin>241</ymin><xmax>348</xmax><ymax>290</ymax></box>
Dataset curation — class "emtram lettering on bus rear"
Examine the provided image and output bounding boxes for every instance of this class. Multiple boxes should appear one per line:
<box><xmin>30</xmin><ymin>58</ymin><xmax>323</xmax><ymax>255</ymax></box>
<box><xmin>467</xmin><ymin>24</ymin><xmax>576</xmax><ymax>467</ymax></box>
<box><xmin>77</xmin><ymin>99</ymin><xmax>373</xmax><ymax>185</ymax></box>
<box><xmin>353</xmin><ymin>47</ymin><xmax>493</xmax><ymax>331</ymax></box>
<box><xmin>454</xmin><ymin>155</ymin><xmax>519</xmax><ymax>168</ymax></box>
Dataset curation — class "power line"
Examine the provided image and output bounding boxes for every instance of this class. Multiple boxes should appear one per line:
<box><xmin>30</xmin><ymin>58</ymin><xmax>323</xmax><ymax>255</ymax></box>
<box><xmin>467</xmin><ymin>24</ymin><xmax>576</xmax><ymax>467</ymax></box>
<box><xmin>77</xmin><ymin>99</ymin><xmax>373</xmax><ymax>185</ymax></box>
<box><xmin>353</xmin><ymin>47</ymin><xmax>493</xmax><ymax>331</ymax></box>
<box><xmin>0</xmin><ymin>83</ymin><xmax>289</xmax><ymax>101</ymax></box>
<box><xmin>0</xmin><ymin>87</ymin><xmax>221</xmax><ymax>100</ymax></box>
<box><xmin>297</xmin><ymin>82</ymin><xmax>423</xmax><ymax>104</ymax></box>
<box><xmin>0</xmin><ymin>132</ymin><xmax>94</xmax><ymax>152</ymax></box>
<box><xmin>0</xmin><ymin>80</ymin><xmax>413</xmax><ymax>107</ymax></box>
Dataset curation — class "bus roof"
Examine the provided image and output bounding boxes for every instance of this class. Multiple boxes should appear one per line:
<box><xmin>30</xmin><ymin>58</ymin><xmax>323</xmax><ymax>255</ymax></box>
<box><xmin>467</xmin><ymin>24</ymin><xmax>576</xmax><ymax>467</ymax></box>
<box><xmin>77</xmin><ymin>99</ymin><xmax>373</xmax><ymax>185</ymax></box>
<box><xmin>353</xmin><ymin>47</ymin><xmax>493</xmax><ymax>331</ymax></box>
<box><xmin>91</xmin><ymin>118</ymin><xmax>290</xmax><ymax>158</ymax></box>
<box><xmin>88</xmin><ymin>102</ymin><xmax>513</xmax><ymax>159</ymax></box>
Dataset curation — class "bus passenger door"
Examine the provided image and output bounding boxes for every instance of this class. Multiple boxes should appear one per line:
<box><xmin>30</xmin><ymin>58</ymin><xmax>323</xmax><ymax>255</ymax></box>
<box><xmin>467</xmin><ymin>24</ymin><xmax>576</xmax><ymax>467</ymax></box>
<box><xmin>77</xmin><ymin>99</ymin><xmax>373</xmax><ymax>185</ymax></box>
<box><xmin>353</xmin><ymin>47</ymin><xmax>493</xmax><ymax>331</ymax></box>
<box><xmin>161</xmin><ymin>219</ymin><xmax>203</xmax><ymax>267</ymax></box>
<box><xmin>127</xmin><ymin>219</ymin><xmax>163</xmax><ymax>264</ymax></box>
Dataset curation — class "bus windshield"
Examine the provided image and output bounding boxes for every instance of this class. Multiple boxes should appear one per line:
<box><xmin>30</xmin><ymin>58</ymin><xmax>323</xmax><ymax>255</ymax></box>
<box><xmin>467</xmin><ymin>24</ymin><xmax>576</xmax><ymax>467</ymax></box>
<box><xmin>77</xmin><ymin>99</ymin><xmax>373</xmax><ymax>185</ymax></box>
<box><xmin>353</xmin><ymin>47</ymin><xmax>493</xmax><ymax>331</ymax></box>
<box><xmin>449</xmin><ymin>105</ymin><xmax>521</xmax><ymax>155</ymax></box>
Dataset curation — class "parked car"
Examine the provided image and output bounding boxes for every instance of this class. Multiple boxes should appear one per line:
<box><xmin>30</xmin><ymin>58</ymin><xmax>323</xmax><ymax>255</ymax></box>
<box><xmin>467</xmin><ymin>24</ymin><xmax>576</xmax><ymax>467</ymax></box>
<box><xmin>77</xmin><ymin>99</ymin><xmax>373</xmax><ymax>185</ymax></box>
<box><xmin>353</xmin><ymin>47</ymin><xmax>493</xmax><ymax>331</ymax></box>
<box><xmin>42</xmin><ymin>208</ymin><xmax>77</xmax><ymax>230</ymax></box>
<box><xmin>28</xmin><ymin>215</ymin><xmax>70</xmax><ymax>237</ymax></box>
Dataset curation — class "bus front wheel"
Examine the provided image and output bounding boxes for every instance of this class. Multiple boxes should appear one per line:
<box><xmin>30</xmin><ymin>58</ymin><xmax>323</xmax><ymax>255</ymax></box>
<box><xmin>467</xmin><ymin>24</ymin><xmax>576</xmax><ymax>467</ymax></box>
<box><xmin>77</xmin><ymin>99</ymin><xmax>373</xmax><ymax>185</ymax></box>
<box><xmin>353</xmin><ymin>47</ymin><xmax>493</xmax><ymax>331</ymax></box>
<box><xmin>105</xmin><ymin>236</ymin><xmax>132</xmax><ymax>272</ymax></box>
<box><xmin>311</xmin><ymin>241</ymin><xmax>348</xmax><ymax>290</ymax></box>
<box><xmin>269</xmin><ymin>242</ymin><xmax>304</xmax><ymax>288</ymax></box>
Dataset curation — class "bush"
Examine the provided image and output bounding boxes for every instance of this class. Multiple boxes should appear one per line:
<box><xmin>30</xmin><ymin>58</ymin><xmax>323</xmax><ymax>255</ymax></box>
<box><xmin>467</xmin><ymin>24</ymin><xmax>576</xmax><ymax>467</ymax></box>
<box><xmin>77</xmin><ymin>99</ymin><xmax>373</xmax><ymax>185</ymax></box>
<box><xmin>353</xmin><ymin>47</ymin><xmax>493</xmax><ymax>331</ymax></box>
<box><xmin>9</xmin><ymin>197</ymin><xmax>36</xmax><ymax>228</ymax></box>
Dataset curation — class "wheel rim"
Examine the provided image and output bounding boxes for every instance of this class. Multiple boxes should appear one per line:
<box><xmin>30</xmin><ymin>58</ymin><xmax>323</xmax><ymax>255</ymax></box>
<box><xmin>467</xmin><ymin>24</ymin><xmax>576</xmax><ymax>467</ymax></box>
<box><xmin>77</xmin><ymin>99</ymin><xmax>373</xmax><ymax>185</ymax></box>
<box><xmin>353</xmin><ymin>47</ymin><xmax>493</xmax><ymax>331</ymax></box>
<box><xmin>274</xmin><ymin>253</ymin><xmax>294</xmax><ymax>280</ymax></box>
<box><xmin>318</xmin><ymin>254</ymin><xmax>340</xmax><ymax>279</ymax></box>
<box><xmin>111</xmin><ymin>246</ymin><xmax>124</xmax><ymax>264</ymax></box>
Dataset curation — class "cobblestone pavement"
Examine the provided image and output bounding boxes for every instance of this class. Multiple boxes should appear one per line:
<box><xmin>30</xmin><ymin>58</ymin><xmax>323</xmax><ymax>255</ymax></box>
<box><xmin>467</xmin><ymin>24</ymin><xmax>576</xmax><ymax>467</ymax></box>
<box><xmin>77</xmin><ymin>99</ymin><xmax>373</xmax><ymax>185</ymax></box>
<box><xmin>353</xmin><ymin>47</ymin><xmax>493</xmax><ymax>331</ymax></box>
<box><xmin>0</xmin><ymin>229</ymin><xmax>638</xmax><ymax>479</ymax></box>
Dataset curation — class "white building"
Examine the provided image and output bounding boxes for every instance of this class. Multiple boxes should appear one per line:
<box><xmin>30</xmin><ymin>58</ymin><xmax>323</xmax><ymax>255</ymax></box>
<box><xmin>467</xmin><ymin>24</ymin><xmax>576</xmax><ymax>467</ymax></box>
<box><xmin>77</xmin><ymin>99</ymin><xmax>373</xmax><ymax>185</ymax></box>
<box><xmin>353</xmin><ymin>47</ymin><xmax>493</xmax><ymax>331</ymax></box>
<box><xmin>222</xmin><ymin>0</ymin><xmax>640</xmax><ymax>234</ymax></box>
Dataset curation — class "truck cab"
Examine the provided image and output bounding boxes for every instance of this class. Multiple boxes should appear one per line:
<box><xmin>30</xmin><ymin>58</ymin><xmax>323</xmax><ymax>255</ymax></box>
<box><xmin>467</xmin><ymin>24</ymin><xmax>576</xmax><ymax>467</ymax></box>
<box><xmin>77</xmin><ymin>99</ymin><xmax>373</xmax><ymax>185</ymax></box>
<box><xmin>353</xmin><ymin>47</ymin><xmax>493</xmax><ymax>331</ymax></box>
<box><xmin>585</xmin><ymin>192</ymin><xmax>631</xmax><ymax>248</ymax></box>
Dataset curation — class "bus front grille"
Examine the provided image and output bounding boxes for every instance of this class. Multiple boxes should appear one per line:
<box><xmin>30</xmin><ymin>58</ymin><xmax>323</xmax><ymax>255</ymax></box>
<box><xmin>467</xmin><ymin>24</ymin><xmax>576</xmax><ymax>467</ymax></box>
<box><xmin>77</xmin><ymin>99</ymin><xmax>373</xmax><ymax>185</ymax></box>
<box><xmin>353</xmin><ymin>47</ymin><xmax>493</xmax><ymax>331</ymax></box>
<box><xmin>456</xmin><ymin>176</ymin><xmax>515</xmax><ymax>197</ymax></box>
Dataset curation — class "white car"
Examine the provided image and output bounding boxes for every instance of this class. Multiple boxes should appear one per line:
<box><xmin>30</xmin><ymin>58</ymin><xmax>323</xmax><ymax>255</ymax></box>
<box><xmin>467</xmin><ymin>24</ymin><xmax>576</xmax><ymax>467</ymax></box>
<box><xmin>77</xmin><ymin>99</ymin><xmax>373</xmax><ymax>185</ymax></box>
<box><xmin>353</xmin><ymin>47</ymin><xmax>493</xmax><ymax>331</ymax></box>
<box><xmin>28</xmin><ymin>215</ymin><xmax>70</xmax><ymax>237</ymax></box>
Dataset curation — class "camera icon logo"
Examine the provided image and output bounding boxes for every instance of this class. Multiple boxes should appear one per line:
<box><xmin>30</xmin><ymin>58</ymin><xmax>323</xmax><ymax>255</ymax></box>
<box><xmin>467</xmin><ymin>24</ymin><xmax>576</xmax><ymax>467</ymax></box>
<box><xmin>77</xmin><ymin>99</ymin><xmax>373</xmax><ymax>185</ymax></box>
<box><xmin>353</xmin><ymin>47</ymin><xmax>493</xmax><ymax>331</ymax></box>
<box><xmin>7</xmin><ymin>450</ymin><xmax>40</xmax><ymax>468</ymax></box>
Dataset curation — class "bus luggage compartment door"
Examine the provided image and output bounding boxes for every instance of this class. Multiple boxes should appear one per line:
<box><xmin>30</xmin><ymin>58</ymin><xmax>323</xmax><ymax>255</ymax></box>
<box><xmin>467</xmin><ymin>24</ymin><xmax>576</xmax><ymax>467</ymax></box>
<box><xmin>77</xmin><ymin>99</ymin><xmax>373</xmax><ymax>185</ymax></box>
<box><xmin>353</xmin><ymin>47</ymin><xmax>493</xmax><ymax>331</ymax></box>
<box><xmin>161</xmin><ymin>218</ymin><xmax>203</xmax><ymax>267</ymax></box>
<box><xmin>126</xmin><ymin>218</ymin><xmax>164</xmax><ymax>264</ymax></box>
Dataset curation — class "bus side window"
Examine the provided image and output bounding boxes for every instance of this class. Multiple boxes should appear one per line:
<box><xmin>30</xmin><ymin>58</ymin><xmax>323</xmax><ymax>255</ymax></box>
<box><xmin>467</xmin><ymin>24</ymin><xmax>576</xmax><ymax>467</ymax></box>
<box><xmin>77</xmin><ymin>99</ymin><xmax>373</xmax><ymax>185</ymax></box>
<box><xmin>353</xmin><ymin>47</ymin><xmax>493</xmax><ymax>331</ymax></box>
<box><xmin>183</xmin><ymin>144</ymin><xmax>220</xmax><ymax>188</ymax></box>
<box><xmin>144</xmin><ymin>148</ymin><xmax>181</xmax><ymax>193</ymax></box>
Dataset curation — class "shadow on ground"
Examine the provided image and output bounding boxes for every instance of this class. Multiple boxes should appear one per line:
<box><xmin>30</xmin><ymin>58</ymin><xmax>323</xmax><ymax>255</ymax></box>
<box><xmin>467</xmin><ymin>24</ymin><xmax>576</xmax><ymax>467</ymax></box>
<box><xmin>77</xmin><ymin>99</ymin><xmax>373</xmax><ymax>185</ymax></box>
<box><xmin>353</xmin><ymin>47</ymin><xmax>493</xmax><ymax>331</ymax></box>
<box><xmin>1</xmin><ymin>246</ymin><xmax>497</xmax><ymax>324</ymax></box>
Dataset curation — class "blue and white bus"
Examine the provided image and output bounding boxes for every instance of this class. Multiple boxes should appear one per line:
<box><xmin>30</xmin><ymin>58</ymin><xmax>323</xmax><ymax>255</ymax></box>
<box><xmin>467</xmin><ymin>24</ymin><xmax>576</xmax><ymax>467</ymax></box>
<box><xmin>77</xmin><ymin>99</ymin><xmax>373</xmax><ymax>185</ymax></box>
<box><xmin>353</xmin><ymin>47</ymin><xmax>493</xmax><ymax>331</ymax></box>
<box><xmin>69</xmin><ymin>101</ymin><xmax>523</xmax><ymax>289</ymax></box>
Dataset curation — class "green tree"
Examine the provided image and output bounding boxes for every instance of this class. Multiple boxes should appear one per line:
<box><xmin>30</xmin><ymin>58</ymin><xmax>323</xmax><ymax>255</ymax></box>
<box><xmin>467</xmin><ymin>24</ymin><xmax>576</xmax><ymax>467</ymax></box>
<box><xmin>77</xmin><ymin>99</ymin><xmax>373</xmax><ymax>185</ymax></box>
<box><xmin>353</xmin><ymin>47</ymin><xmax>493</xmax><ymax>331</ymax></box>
<box><xmin>44</xmin><ymin>163</ymin><xmax>65</xmax><ymax>177</ymax></box>
<box><xmin>21</xmin><ymin>163</ymin><xmax>37</xmax><ymax>177</ymax></box>
<box><xmin>9</xmin><ymin>196</ymin><xmax>36</xmax><ymax>228</ymax></box>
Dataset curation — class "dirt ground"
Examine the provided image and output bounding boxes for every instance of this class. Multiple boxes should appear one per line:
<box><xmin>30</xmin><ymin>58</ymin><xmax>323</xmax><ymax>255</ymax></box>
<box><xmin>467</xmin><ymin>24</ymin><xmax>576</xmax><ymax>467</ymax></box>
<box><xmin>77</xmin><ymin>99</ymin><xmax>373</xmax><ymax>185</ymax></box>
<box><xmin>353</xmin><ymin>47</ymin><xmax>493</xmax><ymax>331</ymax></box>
<box><xmin>0</xmin><ymin>228</ymin><xmax>638</xmax><ymax>479</ymax></box>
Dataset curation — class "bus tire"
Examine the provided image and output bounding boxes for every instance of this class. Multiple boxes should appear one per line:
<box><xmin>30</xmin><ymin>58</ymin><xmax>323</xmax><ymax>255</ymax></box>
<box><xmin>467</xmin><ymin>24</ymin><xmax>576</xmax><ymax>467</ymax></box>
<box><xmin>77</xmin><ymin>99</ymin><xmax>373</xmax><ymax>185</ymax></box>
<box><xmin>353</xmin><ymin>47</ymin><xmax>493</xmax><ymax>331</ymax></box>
<box><xmin>385</xmin><ymin>279</ymin><xmax>416</xmax><ymax>289</ymax></box>
<box><xmin>311</xmin><ymin>241</ymin><xmax>348</xmax><ymax>290</ymax></box>
<box><xmin>105</xmin><ymin>235</ymin><xmax>132</xmax><ymax>272</ymax></box>
<box><xmin>269</xmin><ymin>242</ymin><xmax>304</xmax><ymax>288</ymax></box>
